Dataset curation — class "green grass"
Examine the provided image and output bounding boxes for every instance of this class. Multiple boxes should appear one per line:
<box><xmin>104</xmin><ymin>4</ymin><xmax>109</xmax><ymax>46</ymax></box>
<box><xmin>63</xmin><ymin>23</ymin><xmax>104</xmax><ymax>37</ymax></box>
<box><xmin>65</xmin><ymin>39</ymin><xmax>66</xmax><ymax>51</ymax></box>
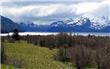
<box><xmin>1</xmin><ymin>41</ymin><xmax>75</xmax><ymax>69</ymax></box>
<box><xmin>1</xmin><ymin>64</ymin><xmax>15</xmax><ymax>69</ymax></box>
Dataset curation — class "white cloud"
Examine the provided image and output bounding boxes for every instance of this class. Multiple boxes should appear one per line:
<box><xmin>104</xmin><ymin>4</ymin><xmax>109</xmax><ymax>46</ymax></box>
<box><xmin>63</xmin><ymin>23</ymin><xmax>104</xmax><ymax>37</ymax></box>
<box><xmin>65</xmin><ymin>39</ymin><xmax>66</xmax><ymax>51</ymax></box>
<box><xmin>74</xmin><ymin>2</ymin><xmax>100</xmax><ymax>14</ymax></box>
<box><xmin>2</xmin><ymin>4</ymin><xmax>75</xmax><ymax>17</ymax></box>
<box><xmin>1</xmin><ymin>0</ymin><xmax>110</xmax><ymax>24</ymax></box>
<box><xmin>0</xmin><ymin>0</ymin><xmax>108</xmax><ymax>2</ymax></box>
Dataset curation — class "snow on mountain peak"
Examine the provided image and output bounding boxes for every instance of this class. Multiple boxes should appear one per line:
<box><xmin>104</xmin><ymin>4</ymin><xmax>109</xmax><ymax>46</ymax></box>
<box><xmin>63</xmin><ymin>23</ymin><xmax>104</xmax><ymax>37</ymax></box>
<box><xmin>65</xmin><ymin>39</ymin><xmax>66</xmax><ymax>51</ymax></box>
<box><xmin>66</xmin><ymin>15</ymin><xmax>110</xmax><ymax>29</ymax></box>
<box><xmin>51</xmin><ymin>21</ymin><xmax>66</xmax><ymax>27</ymax></box>
<box><xmin>67</xmin><ymin>16</ymin><xmax>88</xmax><ymax>26</ymax></box>
<box><xmin>50</xmin><ymin>14</ymin><xmax>110</xmax><ymax>31</ymax></box>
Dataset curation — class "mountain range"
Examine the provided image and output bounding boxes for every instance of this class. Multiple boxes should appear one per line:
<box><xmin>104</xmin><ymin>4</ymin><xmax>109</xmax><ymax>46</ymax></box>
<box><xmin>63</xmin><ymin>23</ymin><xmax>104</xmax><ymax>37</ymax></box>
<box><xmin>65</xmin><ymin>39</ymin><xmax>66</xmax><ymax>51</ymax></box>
<box><xmin>1</xmin><ymin>16</ymin><xmax>24</xmax><ymax>33</ymax></box>
<box><xmin>1</xmin><ymin>15</ymin><xmax>110</xmax><ymax>33</ymax></box>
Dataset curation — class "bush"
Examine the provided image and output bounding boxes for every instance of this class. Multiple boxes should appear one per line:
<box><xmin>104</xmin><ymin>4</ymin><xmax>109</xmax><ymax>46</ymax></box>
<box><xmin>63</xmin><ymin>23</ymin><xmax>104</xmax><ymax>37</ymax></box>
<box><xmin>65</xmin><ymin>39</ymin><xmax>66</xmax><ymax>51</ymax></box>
<box><xmin>1</xmin><ymin>44</ymin><xmax>7</xmax><ymax>64</ymax></box>
<box><xmin>95</xmin><ymin>46</ymin><xmax>110</xmax><ymax>69</ymax></box>
<box><xmin>8</xmin><ymin>38</ymin><xmax>15</xmax><ymax>43</ymax></box>
<box><xmin>12</xmin><ymin>29</ymin><xmax>20</xmax><ymax>41</ymax></box>
<box><xmin>6</xmin><ymin>56</ymin><xmax>26</xmax><ymax>68</ymax></box>
<box><xmin>55</xmin><ymin>45</ymin><xmax>70</xmax><ymax>62</ymax></box>
<box><xmin>69</xmin><ymin>45</ymin><xmax>93</xmax><ymax>69</ymax></box>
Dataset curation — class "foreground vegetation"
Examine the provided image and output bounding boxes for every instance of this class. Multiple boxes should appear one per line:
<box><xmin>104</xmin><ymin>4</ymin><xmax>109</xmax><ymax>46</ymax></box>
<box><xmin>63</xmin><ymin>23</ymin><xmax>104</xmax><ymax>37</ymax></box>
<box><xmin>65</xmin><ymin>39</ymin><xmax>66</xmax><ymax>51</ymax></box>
<box><xmin>1</xmin><ymin>32</ymin><xmax>110</xmax><ymax>69</ymax></box>
<box><xmin>1</xmin><ymin>41</ymin><xmax>74</xmax><ymax>69</ymax></box>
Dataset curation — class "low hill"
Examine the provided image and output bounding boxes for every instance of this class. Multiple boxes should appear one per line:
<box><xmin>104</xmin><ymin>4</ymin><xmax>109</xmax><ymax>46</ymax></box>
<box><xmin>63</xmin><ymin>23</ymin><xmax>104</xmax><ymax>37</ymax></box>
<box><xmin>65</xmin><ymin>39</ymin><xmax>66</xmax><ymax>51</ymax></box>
<box><xmin>2</xmin><ymin>41</ymin><xmax>74</xmax><ymax>69</ymax></box>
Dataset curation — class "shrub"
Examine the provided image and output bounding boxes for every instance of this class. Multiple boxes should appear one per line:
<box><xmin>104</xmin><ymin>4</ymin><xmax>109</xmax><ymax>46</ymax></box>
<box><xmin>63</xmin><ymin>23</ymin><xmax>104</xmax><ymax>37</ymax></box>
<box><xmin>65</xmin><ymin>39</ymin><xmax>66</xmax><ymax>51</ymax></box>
<box><xmin>95</xmin><ymin>46</ymin><xmax>110</xmax><ymax>69</ymax></box>
<box><xmin>12</xmin><ymin>29</ymin><xmax>20</xmax><ymax>41</ymax></box>
<box><xmin>55</xmin><ymin>45</ymin><xmax>70</xmax><ymax>62</ymax></box>
<box><xmin>6</xmin><ymin>56</ymin><xmax>26</xmax><ymax>68</ymax></box>
<box><xmin>1</xmin><ymin>44</ymin><xmax>7</xmax><ymax>64</ymax></box>
<box><xmin>69</xmin><ymin>45</ymin><xmax>93</xmax><ymax>69</ymax></box>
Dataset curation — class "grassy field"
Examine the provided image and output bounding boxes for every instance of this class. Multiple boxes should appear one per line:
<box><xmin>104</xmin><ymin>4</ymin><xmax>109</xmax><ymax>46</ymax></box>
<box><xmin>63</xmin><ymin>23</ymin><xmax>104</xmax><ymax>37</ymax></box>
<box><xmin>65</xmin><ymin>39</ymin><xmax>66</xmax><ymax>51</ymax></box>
<box><xmin>1</xmin><ymin>41</ymin><xmax>75</xmax><ymax>69</ymax></box>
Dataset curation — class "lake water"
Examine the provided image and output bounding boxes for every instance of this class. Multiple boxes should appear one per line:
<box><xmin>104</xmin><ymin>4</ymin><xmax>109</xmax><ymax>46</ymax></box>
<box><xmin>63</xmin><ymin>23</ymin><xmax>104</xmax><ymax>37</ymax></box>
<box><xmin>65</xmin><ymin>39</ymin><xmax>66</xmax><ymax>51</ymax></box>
<box><xmin>0</xmin><ymin>32</ymin><xmax>110</xmax><ymax>36</ymax></box>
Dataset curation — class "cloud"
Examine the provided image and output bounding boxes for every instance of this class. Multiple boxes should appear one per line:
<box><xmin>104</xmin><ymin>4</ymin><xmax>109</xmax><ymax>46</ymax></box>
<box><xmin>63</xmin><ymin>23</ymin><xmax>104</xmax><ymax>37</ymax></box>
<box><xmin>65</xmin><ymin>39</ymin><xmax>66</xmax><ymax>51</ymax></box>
<box><xmin>91</xmin><ymin>1</ymin><xmax>110</xmax><ymax>18</ymax></box>
<box><xmin>1</xmin><ymin>0</ymin><xmax>110</xmax><ymax>24</ymax></box>
<box><xmin>1</xmin><ymin>4</ymin><xmax>76</xmax><ymax>21</ymax></box>
<box><xmin>74</xmin><ymin>2</ymin><xmax>101</xmax><ymax>14</ymax></box>
<box><xmin>0</xmin><ymin>0</ymin><xmax>105</xmax><ymax>2</ymax></box>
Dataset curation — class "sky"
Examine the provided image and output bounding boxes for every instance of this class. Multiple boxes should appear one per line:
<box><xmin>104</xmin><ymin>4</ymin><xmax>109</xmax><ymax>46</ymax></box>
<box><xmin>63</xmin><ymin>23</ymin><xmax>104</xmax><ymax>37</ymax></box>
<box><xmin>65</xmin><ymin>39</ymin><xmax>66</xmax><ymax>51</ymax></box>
<box><xmin>1</xmin><ymin>0</ymin><xmax>110</xmax><ymax>25</ymax></box>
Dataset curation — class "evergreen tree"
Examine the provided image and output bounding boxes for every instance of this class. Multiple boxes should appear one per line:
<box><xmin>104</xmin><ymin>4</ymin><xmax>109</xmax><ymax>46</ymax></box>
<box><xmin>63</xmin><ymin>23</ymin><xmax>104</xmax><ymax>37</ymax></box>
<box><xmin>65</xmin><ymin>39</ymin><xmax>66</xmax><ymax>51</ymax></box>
<box><xmin>12</xmin><ymin>29</ymin><xmax>20</xmax><ymax>40</ymax></box>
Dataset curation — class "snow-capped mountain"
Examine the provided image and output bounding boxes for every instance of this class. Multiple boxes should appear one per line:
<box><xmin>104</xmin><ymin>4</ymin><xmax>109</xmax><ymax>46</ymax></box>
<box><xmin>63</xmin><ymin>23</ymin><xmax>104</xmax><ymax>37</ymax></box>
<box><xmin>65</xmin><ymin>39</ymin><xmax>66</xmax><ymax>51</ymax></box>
<box><xmin>50</xmin><ymin>15</ymin><xmax>110</xmax><ymax>32</ymax></box>
<box><xmin>1</xmin><ymin>15</ymin><xmax>110</xmax><ymax>33</ymax></box>
<box><xmin>66</xmin><ymin>15</ymin><xmax>110</xmax><ymax>30</ymax></box>
<box><xmin>50</xmin><ymin>21</ymin><xmax>66</xmax><ymax>27</ymax></box>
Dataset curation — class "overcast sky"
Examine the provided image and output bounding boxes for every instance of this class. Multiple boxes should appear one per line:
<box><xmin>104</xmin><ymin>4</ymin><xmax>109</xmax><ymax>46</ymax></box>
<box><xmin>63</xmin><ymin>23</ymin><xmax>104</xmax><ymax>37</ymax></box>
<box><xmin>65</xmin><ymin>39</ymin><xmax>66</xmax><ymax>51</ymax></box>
<box><xmin>1</xmin><ymin>0</ymin><xmax>110</xmax><ymax>25</ymax></box>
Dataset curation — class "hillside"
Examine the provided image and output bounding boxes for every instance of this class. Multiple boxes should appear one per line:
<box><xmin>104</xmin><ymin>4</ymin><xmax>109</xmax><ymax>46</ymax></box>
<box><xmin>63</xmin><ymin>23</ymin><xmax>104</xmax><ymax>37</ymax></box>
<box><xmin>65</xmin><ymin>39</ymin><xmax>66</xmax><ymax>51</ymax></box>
<box><xmin>1</xmin><ymin>41</ymin><xmax>74</xmax><ymax>69</ymax></box>
<box><xmin>1</xmin><ymin>16</ymin><xmax>23</xmax><ymax>33</ymax></box>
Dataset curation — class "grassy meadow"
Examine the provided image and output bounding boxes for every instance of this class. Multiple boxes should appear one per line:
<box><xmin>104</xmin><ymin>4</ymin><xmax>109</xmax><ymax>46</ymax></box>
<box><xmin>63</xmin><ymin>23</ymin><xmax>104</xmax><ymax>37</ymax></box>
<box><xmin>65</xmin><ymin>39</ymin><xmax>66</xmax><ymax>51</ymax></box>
<box><xmin>1</xmin><ymin>41</ymin><xmax>75</xmax><ymax>69</ymax></box>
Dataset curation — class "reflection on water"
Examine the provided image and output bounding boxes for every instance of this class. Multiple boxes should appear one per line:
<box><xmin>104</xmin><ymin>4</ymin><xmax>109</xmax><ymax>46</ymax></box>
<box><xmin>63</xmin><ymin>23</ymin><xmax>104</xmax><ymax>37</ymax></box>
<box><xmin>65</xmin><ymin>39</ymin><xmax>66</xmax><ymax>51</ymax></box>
<box><xmin>0</xmin><ymin>32</ymin><xmax>110</xmax><ymax>36</ymax></box>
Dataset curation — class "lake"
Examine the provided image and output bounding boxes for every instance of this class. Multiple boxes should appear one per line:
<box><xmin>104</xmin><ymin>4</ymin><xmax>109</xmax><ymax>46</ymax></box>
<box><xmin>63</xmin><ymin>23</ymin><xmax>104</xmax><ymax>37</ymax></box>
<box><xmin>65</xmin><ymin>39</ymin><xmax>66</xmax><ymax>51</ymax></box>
<box><xmin>0</xmin><ymin>32</ymin><xmax>110</xmax><ymax>36</ymax></box>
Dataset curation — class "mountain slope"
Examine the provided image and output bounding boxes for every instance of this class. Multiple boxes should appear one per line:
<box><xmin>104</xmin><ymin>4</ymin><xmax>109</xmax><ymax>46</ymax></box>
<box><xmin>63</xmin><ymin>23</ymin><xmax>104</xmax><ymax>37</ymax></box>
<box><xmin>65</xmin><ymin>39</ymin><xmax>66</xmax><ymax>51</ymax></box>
<box><xmin>1</xmin><ymin>15</ymin><xmax>110</xmax><ymax>32</ymax></box>
<box><xmin>49</xmin><ymin>16</ymin><xmax>110</xmax><ymax>32</ymax></box>
<box><xmin>1</xmin><ymin>16</ymin><xmax>23</xmax><ymax>33</ymax></box>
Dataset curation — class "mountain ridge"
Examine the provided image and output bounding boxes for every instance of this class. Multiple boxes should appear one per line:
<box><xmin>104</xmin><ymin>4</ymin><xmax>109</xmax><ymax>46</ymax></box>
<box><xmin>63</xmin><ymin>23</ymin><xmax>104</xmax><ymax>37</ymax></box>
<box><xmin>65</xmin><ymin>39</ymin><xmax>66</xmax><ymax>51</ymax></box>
<box><xmin>1</xmin><ymin>15</ymin><xmax>110</xmax><ymax>33</ymax></box>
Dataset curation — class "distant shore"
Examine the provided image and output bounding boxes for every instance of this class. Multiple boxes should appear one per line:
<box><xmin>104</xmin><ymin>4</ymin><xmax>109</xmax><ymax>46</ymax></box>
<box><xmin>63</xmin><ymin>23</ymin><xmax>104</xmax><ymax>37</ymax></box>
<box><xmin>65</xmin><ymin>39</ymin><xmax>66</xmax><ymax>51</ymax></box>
<box><xmin>1</xmin><ymin>32</ymin><xmax>110</xmax><ymax>36</ymax></box>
